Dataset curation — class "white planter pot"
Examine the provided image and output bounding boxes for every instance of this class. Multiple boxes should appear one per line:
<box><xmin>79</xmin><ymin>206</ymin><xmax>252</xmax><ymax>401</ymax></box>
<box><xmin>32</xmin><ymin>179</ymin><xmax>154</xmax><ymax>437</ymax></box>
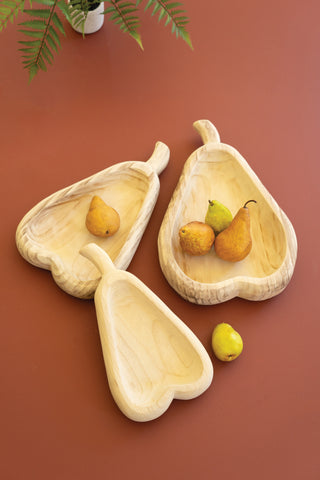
<box><xmin>70</xmin><ymin>2</ymin><xmax>104</xmax><ymax>34</ymax></box>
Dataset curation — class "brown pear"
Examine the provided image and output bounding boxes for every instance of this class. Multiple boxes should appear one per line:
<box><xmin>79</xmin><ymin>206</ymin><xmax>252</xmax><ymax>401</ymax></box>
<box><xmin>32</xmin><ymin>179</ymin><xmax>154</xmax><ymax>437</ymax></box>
<box><xmin>85</xmin><ymin>195</ymin><xmax>120</xmax><ymax>237</ymax></box>
<box><xmin>214</xmin><ymin>200</ymin><xmax>256</xmax><ymax>262</ymax></box>
<box><xmin>179</xmin><ymin>221</ymin><xmax>215</xmax><ymax>256</ymax></box>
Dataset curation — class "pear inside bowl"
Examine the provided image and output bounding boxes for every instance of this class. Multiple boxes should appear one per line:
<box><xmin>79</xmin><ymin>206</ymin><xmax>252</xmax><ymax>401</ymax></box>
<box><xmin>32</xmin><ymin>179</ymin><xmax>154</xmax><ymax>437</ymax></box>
<box><xmin>16</xmin><ymin>142</ymin><xmax>169</xmax><ymax>298</ymax></box>
<box><xmin>158</xmin><ymin>120</ymin><xmax>297</xmax><ymax>305</ymax></box>
<box><xmin>25</xmin><ymin>175</ymin><xmax>148</xmax><ymax>285</ymax></box>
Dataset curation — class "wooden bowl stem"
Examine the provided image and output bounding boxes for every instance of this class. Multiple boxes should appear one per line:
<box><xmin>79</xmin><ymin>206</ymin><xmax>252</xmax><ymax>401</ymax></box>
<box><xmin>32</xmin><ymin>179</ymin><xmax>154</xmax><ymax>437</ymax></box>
<box><xmin>80</xmin><ymin>243</ymin><xmax>115</xmax><ymax>276</ymax></box>
<box><xmin>146</xmin><ymin>141</ymin><xmax>170</xmax><ymax>175</ymax></box>
<box><xmin>193</xmin><ymin>119</ymin><xmax>220</xmax><ymax>144</ymax></box>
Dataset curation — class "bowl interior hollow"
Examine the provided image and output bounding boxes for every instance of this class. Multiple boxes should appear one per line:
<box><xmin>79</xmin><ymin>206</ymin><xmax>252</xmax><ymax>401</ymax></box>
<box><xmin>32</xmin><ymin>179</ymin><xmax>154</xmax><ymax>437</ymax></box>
<box><xmin>108</xmin><ymin>279</ymin><xmax>205</xmax><ymax>405</ymax></box>
<box><xmin>172</xmin><ymin>147</ymin><xmax>287</xmax><ymax>284</ymax></box>
<box><xmin>27</xmin><ymin>169</ymin><xmax>151</xmax><ymax>282</ymax></box>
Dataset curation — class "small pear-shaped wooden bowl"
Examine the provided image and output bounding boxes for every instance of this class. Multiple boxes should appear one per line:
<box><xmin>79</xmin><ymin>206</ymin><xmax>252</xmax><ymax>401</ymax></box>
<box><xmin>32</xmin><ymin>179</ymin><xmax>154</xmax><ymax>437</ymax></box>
<box><xmin>158</xmin><ymin>120</ymin><xmax>298</xmax><ymax>305</ymax></box>
<box><xmin>16</xmin><ymin>142</ymin><xmax>169</xmax><ymax>299</ymax></box>
<box><xmin>80</xmin><ymin>243</ymin><xmax>213</xmax><ymax>422</ymax></box>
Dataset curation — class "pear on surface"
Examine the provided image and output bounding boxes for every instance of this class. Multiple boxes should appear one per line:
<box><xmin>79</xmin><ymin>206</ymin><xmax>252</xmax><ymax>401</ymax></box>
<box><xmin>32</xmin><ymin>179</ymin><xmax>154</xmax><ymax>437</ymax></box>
<box><xmin>212</xmin><ymin>323</ymin><xmax>243</xmax><ymax>362</ymax></box>
<box><xmin>214</xmin><ymin>200</ymin><xmax>256</xmax><ymax>262</ymax></box>
<box><xmin>179</xmin><ymin>221</ymin><xmax>215</xmax><ymax>256</ymax></box>
<box><xmin>85</xmin><ymin>195</ymin><xmax>120</xmax><ymax>237</ymax></box>
<box><xmin>205</xmin><ymin>200</ymin><xmax>233</xmax><ymax>235</ymax></box>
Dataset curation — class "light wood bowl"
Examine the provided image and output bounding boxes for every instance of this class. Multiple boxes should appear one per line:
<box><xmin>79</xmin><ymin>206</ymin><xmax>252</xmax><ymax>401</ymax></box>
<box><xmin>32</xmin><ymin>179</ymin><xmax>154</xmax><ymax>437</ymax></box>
<box><xmin>80</xmin><ymin>243</ymin><xmax>213</xmax><ymax>422</ymax></box>
<box><xmin>16</xmin><ymin>142</ymin><xmax>170</xmax><ymax>299</ymax></box>
<box><xmin>158</xmin><ymin>120</ymin><xmax>298</xmax><ymax>305</ymax></box>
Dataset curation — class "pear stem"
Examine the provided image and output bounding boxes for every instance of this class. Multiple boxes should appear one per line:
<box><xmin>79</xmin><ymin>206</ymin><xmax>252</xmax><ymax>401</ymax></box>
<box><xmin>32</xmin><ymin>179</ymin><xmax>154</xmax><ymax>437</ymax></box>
<box><xmin>243</xmin><ymin>200</ymin><xmax>257</xmax><ymax>208</ymax></box>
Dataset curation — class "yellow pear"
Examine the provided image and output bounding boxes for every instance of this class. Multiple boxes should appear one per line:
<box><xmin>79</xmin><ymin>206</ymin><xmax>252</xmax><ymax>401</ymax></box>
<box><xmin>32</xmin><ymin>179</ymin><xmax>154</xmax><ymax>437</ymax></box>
<box><xmin>214</xmin><ymin>200</ymin><xmax>256</xmax><ymax>262</ymax></box>
<box><xmin>179</xmin><ymin>221</ymin><xmax>215</xmax><ymax>255</ymax></box>
<box><xmin>85</xmin><ymin>195</ymin><xmax>120</xmax><ymax>237</ymax></box>
<box><xmin>212</xmin><ymin>323</ymin><xmax>243</xmax><ymax>361</ymax></box>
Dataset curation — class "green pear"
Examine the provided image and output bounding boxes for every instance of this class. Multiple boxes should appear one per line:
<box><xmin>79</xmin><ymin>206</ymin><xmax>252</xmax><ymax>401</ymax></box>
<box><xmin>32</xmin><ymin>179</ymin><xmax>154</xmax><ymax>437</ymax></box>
<box><xmin>211</xmin><ymin>323</ymin><xmax>243</xmax><ymax>362</ymax></box>
<box><xmin>205</xmin><ymin>200</ymin><xmax>233</xmax><ymax>235</ymax></box>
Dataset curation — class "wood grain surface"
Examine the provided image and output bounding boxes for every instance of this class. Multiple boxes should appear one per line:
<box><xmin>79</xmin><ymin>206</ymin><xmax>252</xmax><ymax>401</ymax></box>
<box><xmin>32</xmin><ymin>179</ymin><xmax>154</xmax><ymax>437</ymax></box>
<box><xmin>80</xmin><ymin>243</ymin><xmax>213</xmax><ymax>422</ymax></box>
<box><xmin>16</xmin><ymin>142</ymin><xmax>169</xmax><ymax>298</ymax></box>
<box><xmin>158</xmin><ymin>120</ymin><xmax>297</xmax><ymax>304</ymax></box>
<box><xmin>1</xmin><ymin>1</ymin><xmax>319</xmax><ymax>479</ymax></box>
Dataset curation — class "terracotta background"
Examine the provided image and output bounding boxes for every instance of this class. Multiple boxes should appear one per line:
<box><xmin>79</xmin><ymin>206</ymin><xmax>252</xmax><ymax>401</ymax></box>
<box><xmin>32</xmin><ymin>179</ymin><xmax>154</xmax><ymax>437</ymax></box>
<box><xmin>1</xmin><ymin>1</ymin><xmax>319</xmax><ymax>479</ymax></box>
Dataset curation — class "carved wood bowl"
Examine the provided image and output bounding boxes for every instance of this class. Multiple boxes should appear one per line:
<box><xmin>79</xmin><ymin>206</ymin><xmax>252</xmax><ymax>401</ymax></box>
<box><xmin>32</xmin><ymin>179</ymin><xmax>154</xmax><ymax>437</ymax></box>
<box><xmin>80</xmin><ymin>243</ymin><xmax>213</xmax><ymax>422</ymax></box>
<box><xmin>158</xmin><ymin>120</ymin><xmax>298</xmax><ymax>305</ymax></box>
<box><xmin>16</xmin><ymin>142</ymin><xmax>170</xmax><ymax>298</ymax></box>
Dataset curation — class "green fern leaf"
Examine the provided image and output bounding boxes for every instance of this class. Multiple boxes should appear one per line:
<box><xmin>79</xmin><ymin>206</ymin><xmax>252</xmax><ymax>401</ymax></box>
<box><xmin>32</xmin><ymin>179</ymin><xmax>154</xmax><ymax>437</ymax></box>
<box><xmin>19</xmin><ymin>28</ymin><xmax>44</xmax><ymax>37</ymax></box>
<box><xmin>46</xmin><ymin>31</ymin><xmax>58</xmax><ymax>50</ymax></box>
<box><xmin>52</xmin><ymin>11</ymin><xmax>64</xmax><ymax>34</ymax></box>
<box><xmin>0</xmin><ymin>0</ymin><xmax>25</xmax><ymax>32</ymax></box>
<box><xmin>18</xmin><ymin>0</ymin><xmax>65</xmax><ymax>81</ymax></box>
<box><xmin>103</xmin><ymin>0</ymin><xmax>143</xmax><ymax>49</ymax></box>
<box><xmin>41</xmin><ymin>42</ymin><xmax>53</xmax><ymax>63</ymax></box>
<box><xmin>49</xmin><ymin>23</ymin><xmax>61</xmax><ymax>45</ymax></box>
<box><xmin>37</xmin><ymin>53</ymin><xmax>47</xmax><ymax>70</ymax></box>
<box><xmin>70</xmin><ymin>10</ymin><xmax>85</xmax><ymax>29</ymax></box>
<box><xmin>141</xmin><ymin>0</ymin><xmax>192</xmax><ymax>48</ymax></box>
<box><xmin>23</xmin><ymin>8</ymin><xmax>51</xmax><ymax>18</ymax></box>
<box><xmin>19</xmin><ymin>19</ymin><xmax>47</xmax><ymax>28</ymax></box>
<box><xmin>57</xmin><ymin>0</ymin><xmax>72</xmax><ymax>23</ymax></box>
<box><xmin>18</xmin><ymin>39</ymin><xmax>41</xmax><ymax>46</ymax></box>
<box><xmin>34</xmin><ymin>0</ymin><xmax>55</xmax><ymax>5</ymax></box>
<box><xmin>28</xmin><ymin>64</ymin><xmax>39</xmax><ymax>80</ymax></box>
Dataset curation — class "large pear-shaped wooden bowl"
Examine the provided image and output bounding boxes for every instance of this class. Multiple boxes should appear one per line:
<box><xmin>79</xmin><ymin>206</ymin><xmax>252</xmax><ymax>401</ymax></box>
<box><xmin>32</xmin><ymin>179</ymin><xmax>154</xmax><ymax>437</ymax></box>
<box><xmin>16</xmin><ymin>142</ymin><xmax>169</xmax><ymax>299</ymax></box>
<box><xmin>158</xmin><ymin>120</ymin><xmax>297</xmax><ymax>305</ymax></box>
<box><xmin>80</xmin><ymin>243</ymin><xmax>213</xmax><ymax>422</ymax></box>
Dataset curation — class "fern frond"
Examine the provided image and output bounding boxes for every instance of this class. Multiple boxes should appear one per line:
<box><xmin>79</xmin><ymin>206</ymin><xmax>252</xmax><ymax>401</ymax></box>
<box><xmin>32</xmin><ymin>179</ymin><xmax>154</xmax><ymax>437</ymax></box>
<box><xmin>57</xmin><ymin>0</ymin><xmax>72</xmax><ymax>23</ymax></box>
<box><xmin>18</xmin><ymin>0</ymin><xmax>65</xmax><ymax>81</ymax></box>
<box><xmin>103</xmin><ymin>0</ymin><xmax>143</xmax><ymax>49</ymax></box>
<box><xmin>0</xmin><ymin>0</ymin><xmax>25</xmax><ymax>32</ymax></box>
<box><xmin>141</xmin><ymin>0</ymin><xmax>192</xmax><ymax>48</ymax></box>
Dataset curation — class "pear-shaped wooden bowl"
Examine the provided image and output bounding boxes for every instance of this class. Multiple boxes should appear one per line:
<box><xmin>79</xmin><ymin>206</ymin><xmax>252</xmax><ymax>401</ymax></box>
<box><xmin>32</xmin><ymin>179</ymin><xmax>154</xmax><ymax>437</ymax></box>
<box><xmin>16</xmin><ymin>142</ymin><xmax>169</xmax><ymax>299</ymax></box>
<box><xmin>80</xmin><ymin>243</ymin><xmax>213</xmax><ymax>422</ymax></box>
<box><xmin>158</xmin><ymin>120</ymin><xmax>298</xmax><ymax>305</ymax></box>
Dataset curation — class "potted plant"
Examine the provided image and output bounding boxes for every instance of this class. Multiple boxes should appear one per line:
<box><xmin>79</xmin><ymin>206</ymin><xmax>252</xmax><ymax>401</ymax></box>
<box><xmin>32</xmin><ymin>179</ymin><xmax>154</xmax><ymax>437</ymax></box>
<box><xmin>0</xmin><ymin>0</ymin><xmax>192</xmax><ymax>81</ymax></box>
<box><xmin>68</xmin><ymin>0</ymin><xmax>105</xmax><ymax>34</ymax></box>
